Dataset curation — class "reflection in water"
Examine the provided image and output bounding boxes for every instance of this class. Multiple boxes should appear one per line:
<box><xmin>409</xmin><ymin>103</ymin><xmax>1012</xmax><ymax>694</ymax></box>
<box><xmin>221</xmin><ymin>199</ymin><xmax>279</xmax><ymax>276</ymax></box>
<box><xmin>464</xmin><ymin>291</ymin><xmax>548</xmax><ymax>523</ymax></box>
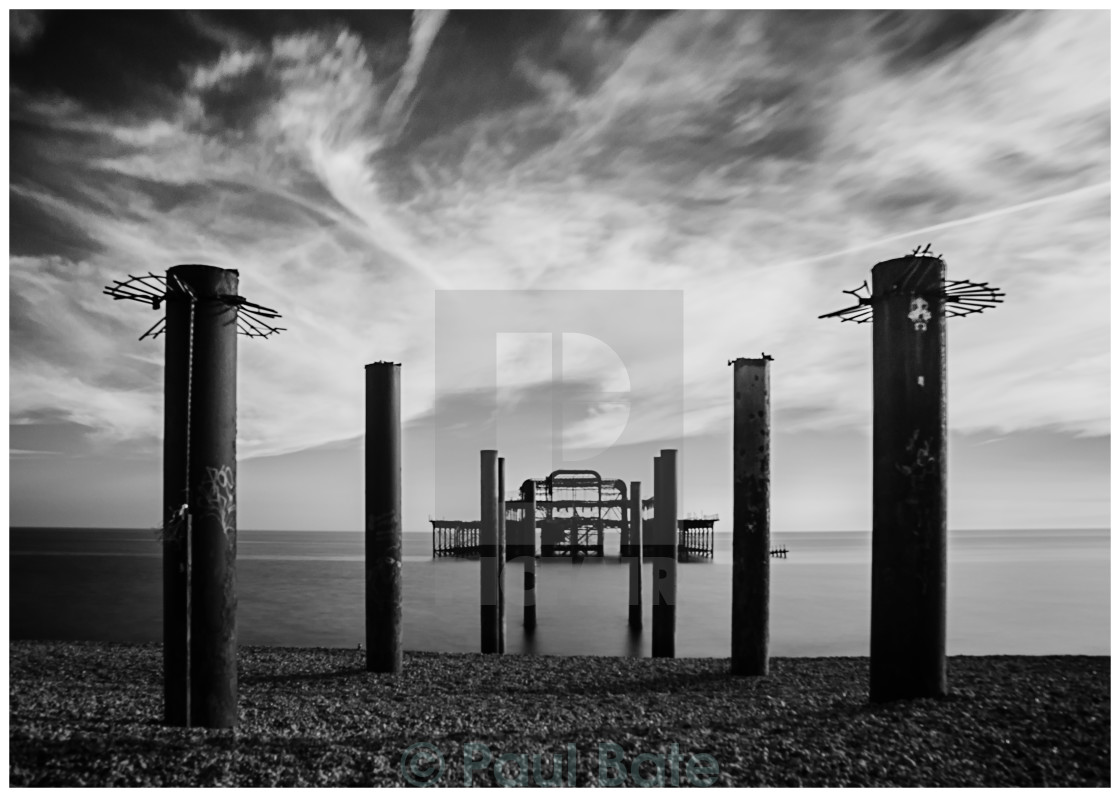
<box><xmin>624</xmin><ymin>626</ymin><xmax>644</xmax><ymax>658</ymax></box>
<box><xmin>520</xmin><ymin>626</ymin><xmax>539</xmax><ymax>656</ymax></box>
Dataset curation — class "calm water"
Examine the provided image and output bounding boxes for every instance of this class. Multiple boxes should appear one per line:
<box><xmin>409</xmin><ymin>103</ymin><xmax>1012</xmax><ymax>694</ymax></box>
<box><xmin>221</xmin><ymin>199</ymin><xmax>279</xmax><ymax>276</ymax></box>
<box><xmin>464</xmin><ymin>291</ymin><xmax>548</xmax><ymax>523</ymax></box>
<box><xmin>9</xmin><ymin>527</ymin><xmax>1110</xmax><ymax>657</ymax></box>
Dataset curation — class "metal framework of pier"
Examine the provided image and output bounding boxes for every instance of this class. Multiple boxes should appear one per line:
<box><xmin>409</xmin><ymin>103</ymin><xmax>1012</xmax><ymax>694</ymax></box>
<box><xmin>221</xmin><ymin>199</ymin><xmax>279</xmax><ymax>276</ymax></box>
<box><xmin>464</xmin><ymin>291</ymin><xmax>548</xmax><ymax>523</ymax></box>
<box><xmin>678</xmin><ymin>516</ymin><xmax>718</xmax><ymax>561</ymax></box>
<box><xmin>527</xmin><ymin>470</ymin><xmax>626</xmax><ymax>557</ymax></box>
<box><xmin>433</xmin><ymin>469</ymin><xmax>718</xmax><ymax>561</ymax></box>
<box><xmin>431</xmin><ymin>520</ymin><xmax>481</xmax><ymax>558</ymax></box>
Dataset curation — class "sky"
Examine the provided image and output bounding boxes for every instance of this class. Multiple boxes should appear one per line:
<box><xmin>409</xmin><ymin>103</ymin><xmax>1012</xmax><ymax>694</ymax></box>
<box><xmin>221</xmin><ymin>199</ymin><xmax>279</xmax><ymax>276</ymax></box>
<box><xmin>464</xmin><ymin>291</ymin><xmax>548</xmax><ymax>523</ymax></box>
<box><xmin>8</xmin><ymin>9</ymin><xmax>1111</xmax><ymax>532</ymax></box>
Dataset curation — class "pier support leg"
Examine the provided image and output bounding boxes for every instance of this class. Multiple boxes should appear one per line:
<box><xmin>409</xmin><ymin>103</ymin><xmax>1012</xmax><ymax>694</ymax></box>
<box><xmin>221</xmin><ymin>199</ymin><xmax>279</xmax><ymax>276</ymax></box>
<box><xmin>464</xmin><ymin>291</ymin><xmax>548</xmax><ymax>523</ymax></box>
<box><xmin>365</xmin><ymin>362</ymin><xmax>402</xmax><ymax>673</ymax></box>
<box><xmin>731</xmin><ymin>356</ymin><xmax>771</xmax><ymax>676</ymax></box>
<box><xmin>480</xmin><ymin>450</ymin><xmax>500</xmax><ymax>653</ymax></box>
<box><xmin>162</xmin><ymin>264</ymin><xmax>239</xmax><ymax>729</ymax></box>
<box><xmin>497</xmin><ymin>457</ymin><xmax>507</xmax><ymax>654</ymax></box>
<box><xmin>651</xmin><ymin>451</ymin><xmax>678</xmax><ymax>658</ymax></box>
<box><xmin>524</xmin><ymin>484</ymin><xmax>537</xmax><ymax>631</ymax></box>
<box><xmin>870</xmin><ymin>255</ymin><xmax>948</xmax><ymax>702</ymax></box>
<box><xmin>628</xmin><ymin>480</ymin><xmax>643</xmax><ymax>630</ymax></box>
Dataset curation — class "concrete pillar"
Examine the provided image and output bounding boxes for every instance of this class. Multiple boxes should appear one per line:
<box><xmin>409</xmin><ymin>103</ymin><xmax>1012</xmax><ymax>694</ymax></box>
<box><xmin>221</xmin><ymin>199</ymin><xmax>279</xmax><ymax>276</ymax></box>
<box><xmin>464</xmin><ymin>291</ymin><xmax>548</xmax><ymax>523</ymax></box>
<box><xmin>497</xmin><ymin>457</ymin><xmax>507</xmax><ymax>654</ymax></box>
<box><xmin>480</xmin><ymin>450</ymin><xmax>499</xmax><ymax>653</ymax></box>
<box><xmin>870</xmin><ymin>255</ymin><xmax>948</xmax><ymax>701</ymax></box>
<box><xmin>365</xmin><ymin>362</ymin><xmax>402</xmax><ymax>673</ymax></box>
<box><xmin>523</xmin><ymin>480</ymin><xmax>537</xmax><ymax>631</ymax></box>
<box><xmin>651</xmin><ymin>450</ymin><xmax>678</xmax><ymax>658</ymax></box>
<box><xmin>162</xmin><ymin>264</ymin><xmax>239</xmax><ymax>729</ymax></box>
<box><xmin>628</xmin><ymin>480</ymin><xmax>643</xmax><ymax>630</ymax></box>
<box><xmin>619</xmin><ymin>480</ymin><xmax>628</xmax><ymax>563</ymax></box>
<box><xmin>731</xmin><ymin>356</ymin><xmax>771</xmax><ymax>676</ymax></box>
<box><xmin>649</xmin><ymin>455</ymin><xmax>660</xmax><ymax>649</ymax></box>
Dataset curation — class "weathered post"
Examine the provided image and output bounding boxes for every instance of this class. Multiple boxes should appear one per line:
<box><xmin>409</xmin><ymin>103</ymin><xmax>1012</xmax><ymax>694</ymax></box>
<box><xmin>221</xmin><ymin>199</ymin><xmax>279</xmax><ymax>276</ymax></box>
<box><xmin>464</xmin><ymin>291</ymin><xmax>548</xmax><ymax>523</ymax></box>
<box><xmin>497</xmin><ymin>457</ymin><xmax>507</xmax><ymax>654</ymax></box>
<box><xmin>365</xmin><ymin>362</ymin><xmax>402</xmax><ymax>673</ymax></box>
<box><xmin>104</xmin><ymin>265</ymin><xmax>283</xmax><ymax>729</ymax></box>
<box><xmin>730</xmin><ymin>356</ymin><xmax>771</xmax><ymax>676</ymax></box>
<box><xmin>651</xmin><ymin>450</ymin><xmax>678</xmax><ymax>657</ymax></box>
<box><xmin>480</xmin><ymin>450</ymin><xmax>499</xmax><ymax>653</ymax></box>
<box><xmin>164</xmin><ymin>265</ymin><xmax>239</xmax><ymax>729</ymax></box>
<box><xmin>628</xmin><ymin>480</ymin><xmax>643</xmax><ymax>630</ymax></box>
<box><xmin>870</xmin><ymin>255</ymin><xmax>947</xmax><ymax>701</ymax></box>
<box><xmin>820</xmin><ymin>247</ymin><xmax>1004</xmax><ymax>702</ymax></box>
<box><xmin>523</xmin><ymin>480</ymin><xmax>537</xmax><ymax>631</ymax></box>
<box><xmin>649</xmin><ymin>455</ymin><xmax>661</xmax><ymax>651</ymax></box>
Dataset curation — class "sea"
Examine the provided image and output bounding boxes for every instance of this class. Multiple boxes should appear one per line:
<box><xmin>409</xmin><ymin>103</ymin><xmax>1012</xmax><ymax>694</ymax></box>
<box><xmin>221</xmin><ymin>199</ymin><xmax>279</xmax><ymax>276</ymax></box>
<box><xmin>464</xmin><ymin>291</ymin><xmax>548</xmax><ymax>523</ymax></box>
<box><xmin>9</xmin><ymin>527</ymin><xmax>1110</xmax><ymax>658</ymax></box>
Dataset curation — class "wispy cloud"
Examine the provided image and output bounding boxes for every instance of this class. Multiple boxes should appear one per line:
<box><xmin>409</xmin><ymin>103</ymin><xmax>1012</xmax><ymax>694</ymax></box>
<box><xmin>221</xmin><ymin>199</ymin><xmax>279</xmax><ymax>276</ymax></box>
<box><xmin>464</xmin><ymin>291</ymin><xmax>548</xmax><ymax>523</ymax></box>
<box><xmin>379</xmin><ymin>9</ymin><xmax>449</xmax><ymax>144</ymax></box>
<box><xmin>9</xmin><ymin>10</ymin><xmax>1110</xmax><ymax>464</ymax></box>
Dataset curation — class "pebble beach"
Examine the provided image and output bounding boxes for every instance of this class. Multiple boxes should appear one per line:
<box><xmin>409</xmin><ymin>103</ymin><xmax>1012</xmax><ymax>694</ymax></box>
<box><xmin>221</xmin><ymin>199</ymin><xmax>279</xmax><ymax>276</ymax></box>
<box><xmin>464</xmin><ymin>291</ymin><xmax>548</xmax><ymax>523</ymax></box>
<box><xmin>8</xmin><ymin>641</ymin><xmax>1109</xmax><ymax>787</ymax></box>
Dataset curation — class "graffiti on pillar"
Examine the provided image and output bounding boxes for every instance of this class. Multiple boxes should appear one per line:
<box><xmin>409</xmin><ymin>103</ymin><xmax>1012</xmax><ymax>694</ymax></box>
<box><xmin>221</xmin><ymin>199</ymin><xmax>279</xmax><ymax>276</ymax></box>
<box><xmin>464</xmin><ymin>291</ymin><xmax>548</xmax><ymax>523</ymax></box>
<box><xmin>908</xmin><ymin>296</ymin><xmax>931</xmax><ymax>332</ymax></box>
<box><xmin>896</xmin><ymin>429</ymin><xmax>936</xmax><ymax>482</ymax></box>
<box><xmin>368</xmin><ymin>509</ymin><xmax>402</xmax><ymax>606</ymax></box>
<box><xmin>199</xmin><ymin>465</ymin><xmax>237</xmax><ymax>536</ymax></box>
<box><xmin>156</xmin><ymin>502</ymin><xmax>190</xmax><ymax>543</ymax></box>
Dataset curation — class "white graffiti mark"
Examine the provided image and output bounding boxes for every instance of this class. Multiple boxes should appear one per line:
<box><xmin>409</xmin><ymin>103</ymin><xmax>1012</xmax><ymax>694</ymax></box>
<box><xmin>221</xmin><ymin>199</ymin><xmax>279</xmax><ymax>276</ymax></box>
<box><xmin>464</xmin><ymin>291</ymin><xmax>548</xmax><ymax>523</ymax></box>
<box><xmin>200</xmin><ymin>465</ymin><xmax>236</xmax><ymax>536</ymax></box>
<box><xmin>908</xmin><ymin>296</ymin><xmax>931</xmax><ymax>332</ymax></box>
<box><xmin>896</xmin><ymin>429</ymin><xmax>936</xmax><ymax>480</ymax></box>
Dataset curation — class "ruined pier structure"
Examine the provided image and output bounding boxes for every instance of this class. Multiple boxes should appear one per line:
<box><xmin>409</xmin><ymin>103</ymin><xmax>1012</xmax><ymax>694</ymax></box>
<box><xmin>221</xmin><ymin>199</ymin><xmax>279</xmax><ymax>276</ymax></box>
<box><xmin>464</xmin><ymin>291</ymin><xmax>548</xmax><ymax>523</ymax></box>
<box><xmin>460</xmin><ymin>462</ymin><xmax>688</xmax><ymax>653</ymax></box>
<box><xmin>432</xmin><ymin>469</ymin><xmax>716</xmax><ymax>562</ymax></box>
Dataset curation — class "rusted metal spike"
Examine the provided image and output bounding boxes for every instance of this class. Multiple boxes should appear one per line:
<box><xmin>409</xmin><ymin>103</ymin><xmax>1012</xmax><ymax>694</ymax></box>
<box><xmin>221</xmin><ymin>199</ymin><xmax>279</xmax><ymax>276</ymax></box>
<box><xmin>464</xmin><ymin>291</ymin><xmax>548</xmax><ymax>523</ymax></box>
<box><xmin>818</xmin><ymin>304</ymin><xmax>861</xmax><ymax>320</ymax></box>
<box><xmin>220</xmin><ymin>295</ymin><xmax>282</xmax><ymax>319</ymax></box>
<box><xmin>242</xmin><ymin>308</ymin><xmax>282</xmax><ymax>320</ymax></box>
<box><xmin>139</xmin><ymin>316</ymin><xmax>166</xmax><ymax>341</ymax></box>
<box><xmin>943</xmin><ymin>286</ymin><xmax>998</xmax><ymax>296</ymax></box>
<box><xmin>236</xmin><ymin>312</ymin><xmax>267</xmax><ymax>333</ymax></box>
<box><xmin>239</xmin><ymin>300</ymin><xmax>282</xmax><ymax>317</ymax></box>
<box><xmin>106</xmin><ymin>281</ymin><xmax>162</xmax><ymax>298</ymax></box>
<box><xmin>842</xmin><ymin>280</ymin><xmax>871</xmax><ymax>299</ymax></box>
<box><xmin>948</xmin><ymin>297</ymin><xmax>1001</xmax><ymax>307</ymax></box>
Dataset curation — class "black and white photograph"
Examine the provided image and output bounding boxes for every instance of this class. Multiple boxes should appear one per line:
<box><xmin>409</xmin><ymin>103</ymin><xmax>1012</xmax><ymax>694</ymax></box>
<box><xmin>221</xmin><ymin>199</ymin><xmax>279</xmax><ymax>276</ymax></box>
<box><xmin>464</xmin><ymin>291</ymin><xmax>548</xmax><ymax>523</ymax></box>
<box><xmin>8</xmin><ymin>7</ymin><xmax>1110</xmax><ymax>787</ymax></box>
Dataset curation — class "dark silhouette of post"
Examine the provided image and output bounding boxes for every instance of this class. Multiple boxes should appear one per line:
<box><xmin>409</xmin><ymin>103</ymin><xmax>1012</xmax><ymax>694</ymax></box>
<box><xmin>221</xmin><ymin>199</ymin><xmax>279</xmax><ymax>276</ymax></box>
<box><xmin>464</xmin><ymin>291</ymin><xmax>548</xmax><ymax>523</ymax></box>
<box><xmin>820</xmin><ymin>247</ymin><xmax>1002</xmax><ymax>701</ymax></box>
<box><xmin>497</xmin><ymin>457</ymin><xmax>507</xmax><ymax>654</ymax></box>
<box><xmin>649</xmin><ymin>455</ymin><xmax>660</xmax><ymax>650</ymax></box>
<box><xmin>651</xmin><ymin>450</ymin><xmax>678</xmax><ymax>657</ymax></box>
<box><xmin>365</xmin><ymin>362</ymin><xmax>402</xmax><ymax>673</ymax></box>
<box><xmin>480</xmin><ymin>450</ymin><xmax>499</xmax><ymax>653</ymax></box>
<box><xmin>162</xmin><ymin>264</ymin><xmax>238</xmax><ymax>729</ymax></box>
<box><xmin>870</xmin><ymin>255</ymin><xmax>947</xmax><ymax>702</ymax></box>
<box><xmin>628</xmin><ymin>480</ymin><xmax>643</xmax><ymax>630</ymax></box>
<box><xmin>731</xmin><ymin>356</ymin><xmax>771</xmax><ymax>676</ymax></box>
<box><xmin>523</xmin><ymin>481</ymin><xmax>537</xmax><ymax>631</ymax></box>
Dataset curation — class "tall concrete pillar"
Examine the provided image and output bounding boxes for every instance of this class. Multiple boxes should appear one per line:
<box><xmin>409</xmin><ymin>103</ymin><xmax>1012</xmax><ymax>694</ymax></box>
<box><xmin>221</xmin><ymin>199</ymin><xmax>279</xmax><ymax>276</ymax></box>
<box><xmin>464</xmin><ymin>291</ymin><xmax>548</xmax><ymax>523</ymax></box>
<box><xmin>651</xmin><ymin>451</ymin><xmax>678</xmax><ymax>657</ymax></box>
<box><xmin>162</xmin><ymin>264</ymin><xmax>239</xmax><ymax>729</ymax></box>
<box><xmin>628</xmin><ymin>480</ymin><xmax>643</xmax><ymax>630</ymax></box>
<box><xmin>731</xmin><ymin>356</ymin><xmax>770</xmax><ymax>676</ymax></box>
<box><xmin>365</xmin><ymin>362</ymin><xmax>402</xmax><ymax>673</ymax></box>
<box><xmin>480</xmin><ymin>450</ymin><xmax>500</xmax><ymax>653</ymax></box>
<box><xmin>870</xmin><ymin>255</ymin><xmax>948</xmax><ymax>701</ymax></box>
<box><xmin>497</xmin><ymin>457</ymin><xmax>507</xmax><ymax>654</ymax></box>
<box><xmin>523</xmin><ymin>480</ymin><xmax>537</xmax><ymax>631</ymax></box>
